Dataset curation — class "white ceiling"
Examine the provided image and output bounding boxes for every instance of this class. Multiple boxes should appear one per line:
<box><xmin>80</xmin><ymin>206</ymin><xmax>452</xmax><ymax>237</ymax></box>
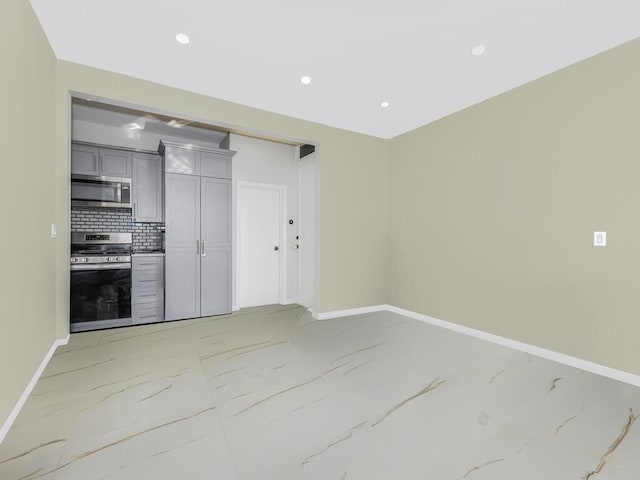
<box><xmin>31</xmin><ymin>0</ymin><xmax>640</xmax><ymax>139</ymax></box>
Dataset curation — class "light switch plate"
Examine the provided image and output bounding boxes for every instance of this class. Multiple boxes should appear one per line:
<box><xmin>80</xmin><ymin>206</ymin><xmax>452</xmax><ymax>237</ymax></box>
<box><xmin>51</xmin><ymin>224</ymin><xmax>57</xmax><ymax>238</ymax></box>
<box><xmin>594</xmin><ymin>231</ymin><xmax>606</xmax><ymax>247</ymax></box>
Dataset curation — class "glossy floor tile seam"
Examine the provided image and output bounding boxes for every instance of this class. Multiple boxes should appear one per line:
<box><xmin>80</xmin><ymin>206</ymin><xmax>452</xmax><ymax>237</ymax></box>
<box><xmin>1</xmin><ymin>304</ymin><xmax>639</xmax><ymax>480</ymax></box>
<box><xmin>189</xmin><ymin>322</ymin><xmax>244</xmax><ymax>480</ymax></box>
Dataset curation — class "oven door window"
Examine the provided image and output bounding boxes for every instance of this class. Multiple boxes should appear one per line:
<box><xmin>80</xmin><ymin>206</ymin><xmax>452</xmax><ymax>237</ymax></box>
<box><xmin>71</xmin><ymin>179</ymin><xmax>121</xmax><ymax>203</ymax></box>
<box><xmin>70</xmin><ymin>269</ymin><xmax>131</xmax><ymax>323</ymax></box>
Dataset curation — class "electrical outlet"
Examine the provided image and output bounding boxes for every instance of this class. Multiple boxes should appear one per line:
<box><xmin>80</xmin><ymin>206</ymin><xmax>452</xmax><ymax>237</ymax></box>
<box><xmin>594</xmin><ymin>231</ymin><xmax>606</xmax><ymax>247</ymax></box>
<box><xmin>51</xmin><ymin>224</ymin><xmax>57</xmax><ymax>238</ymax></box>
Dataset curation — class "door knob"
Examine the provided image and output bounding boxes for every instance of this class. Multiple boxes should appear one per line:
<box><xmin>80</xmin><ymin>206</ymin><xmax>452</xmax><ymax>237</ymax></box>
<box><xmin>274</xmin><ymin>246</ymin><xmax>279</xmax><ymax>251</ymax></box>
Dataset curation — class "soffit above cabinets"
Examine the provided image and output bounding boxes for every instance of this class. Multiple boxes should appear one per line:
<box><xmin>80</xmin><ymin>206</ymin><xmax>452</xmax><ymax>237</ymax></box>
<box><xmin>72</xmin><ymin>101</ymin><xmax>230</xmax><ymax>147</ymax></box>
<box><xmin>32</xmin><ymin>0</ymin><xmax>640</xmax><ymax>139</ymax></box>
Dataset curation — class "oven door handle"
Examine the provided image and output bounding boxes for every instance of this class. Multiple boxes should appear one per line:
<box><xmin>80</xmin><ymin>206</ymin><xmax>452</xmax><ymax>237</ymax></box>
<box><xmin>70</xmin><ymin>263</ymin><xmax>132</xmax><ymax>271</ymax></box>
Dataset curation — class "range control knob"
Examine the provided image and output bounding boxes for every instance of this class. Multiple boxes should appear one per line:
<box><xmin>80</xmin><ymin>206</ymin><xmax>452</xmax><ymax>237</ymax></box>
<box><xmin>70</xmin><ymin>257</ymin><xmax>77</xmax><ymax>264</ymax></box>
<box><xmin>108</xmin><ymin>256</ymin><xmax>116</xmax><ymax>262</ymax></box>
<box><xmin>82</xmin><ymin>257</ymin><xmax>89</xmax><ymax>263</ymax></box>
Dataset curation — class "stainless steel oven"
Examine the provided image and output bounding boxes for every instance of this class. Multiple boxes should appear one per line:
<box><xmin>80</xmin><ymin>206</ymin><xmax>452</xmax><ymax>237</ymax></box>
<box><xmin>71</xmin><ymin>175</ymin><xmax>131</xmax><ymax>208</ymax></box>
<box><xmin>70</xmin><ymin>233</ymin><xmax>132</xmax><ymax>332</ymax></box>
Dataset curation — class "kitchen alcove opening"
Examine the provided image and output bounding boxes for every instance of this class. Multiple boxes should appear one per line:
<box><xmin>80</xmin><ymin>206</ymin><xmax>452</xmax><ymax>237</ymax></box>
<box><xmin>68</xmin><ymin>96</ymin><xmax>318</xmax><ymax>332</ymax></box>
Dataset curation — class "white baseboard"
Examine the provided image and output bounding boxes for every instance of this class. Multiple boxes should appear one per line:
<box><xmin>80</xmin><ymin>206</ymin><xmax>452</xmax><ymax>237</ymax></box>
<box><xmin>232</xmin><ymin>305</ymin><xmax>240</xmax><ymax>312</ymax></box>
<box><xmin>316</xmin><ymin>304</ymin><xmax>640</xmax><ymax>388</ymax></box>
<box><xmin>0</xmin><ymin>335</ymin><xmax>69</xmax><ymax>444</ymax></box>
<box><xmin>313</xmin><ymin>304</ymin><xmax>387</xmax><ymax>320</ymax></box>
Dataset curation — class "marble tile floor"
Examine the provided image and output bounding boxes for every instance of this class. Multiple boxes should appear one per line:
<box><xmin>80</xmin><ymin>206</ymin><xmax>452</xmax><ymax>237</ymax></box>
<box><xmin>1</xmin><ymin>304</ymin><xmax>639</xmax><ymax>480</ymax></box>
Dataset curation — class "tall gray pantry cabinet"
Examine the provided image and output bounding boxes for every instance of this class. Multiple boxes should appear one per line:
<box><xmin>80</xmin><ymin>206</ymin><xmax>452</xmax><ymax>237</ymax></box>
<box><xmin>160</xmin><ymin>141</ymin><xmax>235</xmax><ymax>321</ymax></box>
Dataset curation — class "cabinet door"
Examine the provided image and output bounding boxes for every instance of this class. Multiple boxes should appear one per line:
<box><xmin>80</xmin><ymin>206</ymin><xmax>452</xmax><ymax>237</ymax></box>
<box><xmin>132</xmin><ymin>304</ymin><xmax>163</xmax><ymax>325</ymax></box>
<box><xmin>99</xmin><ymin>148</ymin><xmax>132</xmax><ymax>178</ymax></box>
<box><xmin>165</xmin><ymin>174</ymin><xmax>200</xmax><ymax>320</ymax></box>
<box><xmin>200</xmin><ymin>151</ymin><xmax>232</xmax><ymax>179</ymax></box>
<box><xmin>71</xmin><ymin>144</ymin><xmax>100</xmax><ymax>176</ymax></box>
<box><xmin>132</xmin><ymin>271</ymin><xmax>162</xmax><ymax>304</ymax></box>
<box><xmin>165</xmin><ymin>174</ymin><xmax>200</xmax><ymax>249</ymax></box>
<box><xmin>165</xmin><ymin>145</ymin><xmax>199</xmax><ymax>176</ymax></box>
<box><xmin>132</xmin><ymin>153</ymin><xmax>163</xmax><ymax>222</ymax></box>
<box><xmin>200</xmin><ymin>178</ymin><xmax>232</xmax><ymax>316</ymax></box>
<box><xmin>132</xmin><ymin>256</ymin><xmax>164</xmax><ymax>305</ymax></box>
<box><xmin>201</xmin><ymin>247</ymin><xmax>231</xmax><ymax>316</ymax></box>
<box><xmin>165</xmin><ymin>249</ymin><xmax>200</xmax><ymax>321</ymax></box>
<box><xmin>201</xmin><ymin>178</ymin><xmax>231</xmax><ymax>247</ymax></box>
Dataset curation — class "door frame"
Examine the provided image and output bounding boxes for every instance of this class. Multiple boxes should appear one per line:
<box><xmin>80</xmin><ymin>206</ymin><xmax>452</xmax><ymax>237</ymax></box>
<box><xmin>236</xmin><ymin>181</ymin><xmax>287</xmax><ymax>307</ymax></box>
<box><xmin>296</xmin><ymin>152</ymin><xmax>318</xmax><ymax>310</ymax></box>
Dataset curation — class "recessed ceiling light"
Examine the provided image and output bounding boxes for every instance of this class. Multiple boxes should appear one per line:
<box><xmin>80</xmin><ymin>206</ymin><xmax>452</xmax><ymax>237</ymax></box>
<box><xmin>300</xmin><ymin>76</ymin><xmax>312</xmax><ymax>85</ymax></box>
<box><xmin>176</xmin><ymin>33</ymin><xmax>190</xmax><ymax>45</ymax></box>
<box><xmin>471</xmin><ymin>44</ymin><xmax>486</xmax><ymax>56</ymax></box>
<box><xmin>380</xmin><ymin>101</ymin><xmax>390</xmax><ymax>108</ymax></box>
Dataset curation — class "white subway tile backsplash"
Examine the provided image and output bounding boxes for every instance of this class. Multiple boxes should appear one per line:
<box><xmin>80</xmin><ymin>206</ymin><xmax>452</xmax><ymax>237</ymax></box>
<box><xmin>71</xmin><ymin>208</ymin><xmax>164</xmax><ymax>251</ymax></box>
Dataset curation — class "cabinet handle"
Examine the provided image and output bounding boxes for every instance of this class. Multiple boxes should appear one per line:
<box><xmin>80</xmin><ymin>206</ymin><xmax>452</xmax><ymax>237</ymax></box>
<box><xmin>196</xmin><ymin>240</ymin><xmax>200</xmax><ymax>255</ymax></box>
<box><xmin>133</xmin><ymin>202</ymin><xmax>136</xmax><ymax>220</ymax></box>
<box><xmin>201</xmin><ymin>240</ymin><xmax>207</xmax><ymax>257</ymax></box>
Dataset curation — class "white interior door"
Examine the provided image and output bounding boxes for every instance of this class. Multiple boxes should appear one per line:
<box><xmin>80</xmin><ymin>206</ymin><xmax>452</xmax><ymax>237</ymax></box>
<box><xmin>237</xmin><ymin>183</ymin><xmax>284</xmax><ymax>307</ymax></box>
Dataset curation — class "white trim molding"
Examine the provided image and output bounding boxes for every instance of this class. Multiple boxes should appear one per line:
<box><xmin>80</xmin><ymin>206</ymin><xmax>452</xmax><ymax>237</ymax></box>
<box><xmin>0</xmin><ymin>335</ymin><xmax>70</xmax><ymax>444</ymax></box>
<box><xmin>315</xmin><ymin>304</ymin><xmax>640</xmax><ymax>387</ymax></box>
<box><xmin>313</xmin><ymin>304</ymin><xmax>387</xmax><ymax>320</ymax></box>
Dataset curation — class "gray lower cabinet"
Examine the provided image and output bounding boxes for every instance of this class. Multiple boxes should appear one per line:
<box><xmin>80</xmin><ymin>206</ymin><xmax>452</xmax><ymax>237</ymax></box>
<box><xmin>132</xmin><ymin>153</ymin><xmax>163</xmax><ymax>222</ymax></box>
<box><xmin>71</xmin><ymin>143</ymin><xmax>132</xmax><ymax>178</ymax></box>
<box><xmin>164</xmin><ymin>172</ymin><xmax>232</xmax><ymax>320</ymax></box>
<box><xmin>132</xmin><ymin>255</ymin><xmax>164</xmax><ymax>324</ymax></box>
<box><xmin>165</xmin><ymin>173</ymin><xmax>201</xmax><ymax>321</ymax></box>
<box><xmin>201</xmin><ymin>247</ymin><xmax>231</xmax><ymax>316</ymax></box>
<box><xmin>201</xmin><ymin>177</ymin><xmax>232</xmax><ymax>316</ymax></box>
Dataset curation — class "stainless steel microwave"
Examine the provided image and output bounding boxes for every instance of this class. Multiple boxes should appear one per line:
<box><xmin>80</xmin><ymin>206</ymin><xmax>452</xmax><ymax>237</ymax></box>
<box><xmin>71</xmin><ymin>175</ymin><xmax>131</xmax><ymax>208</ymax></box>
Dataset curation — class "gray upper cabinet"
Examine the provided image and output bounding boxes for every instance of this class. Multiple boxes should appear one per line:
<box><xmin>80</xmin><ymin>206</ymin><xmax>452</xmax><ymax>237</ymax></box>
<box><xmin>132</xmin><ymin>153</ymin><xmax>163</xmax><ymax>222</ymax></box>
<box><xmin>160</xmin><ymin>141</ymin><xmax>235</xmax><ymax>179</ymax></box>
<box><xmin>71</xmin><ymin>144</ymin><xmax>100</xmax><ymax>176</ymax></box>
<box><xmin>164</xmin><ymin>144</ymin><xmax>198</xmax><ymax>175</ymax></box>
<box><xmin>200</xmin><ymin>150</ymin><xmax>233</xmax><ymax>179</ymax></box>
<box><xmin>100</xmin><ymin>148</ymin><xmax>132</xmax><ymax>177</ymax></box>
<box><xmin>71</xmin><ymin>143</ymin><xmax>132</xmax><ymax>178</ymax></box>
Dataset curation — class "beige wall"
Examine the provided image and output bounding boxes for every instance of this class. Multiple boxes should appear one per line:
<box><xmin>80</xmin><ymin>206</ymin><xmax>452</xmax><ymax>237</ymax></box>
<box><xmin>54</xmin><ymin>61</ymin><xmax>390</xmax><ymax>337</ymax></box>
<box><xmin>0</xmin><ymin>0</ymin><xmax>57</xmax><ymax>429</ymax></box>
<box><xmin>389</xmin><ymin>37</ymin><xmax>640</xmax><ymax>375</ymax></box>
<box><xmin>9</xmin><ymin>0</ymin><xmax>640</xmax><ymax>439</ymax></box>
